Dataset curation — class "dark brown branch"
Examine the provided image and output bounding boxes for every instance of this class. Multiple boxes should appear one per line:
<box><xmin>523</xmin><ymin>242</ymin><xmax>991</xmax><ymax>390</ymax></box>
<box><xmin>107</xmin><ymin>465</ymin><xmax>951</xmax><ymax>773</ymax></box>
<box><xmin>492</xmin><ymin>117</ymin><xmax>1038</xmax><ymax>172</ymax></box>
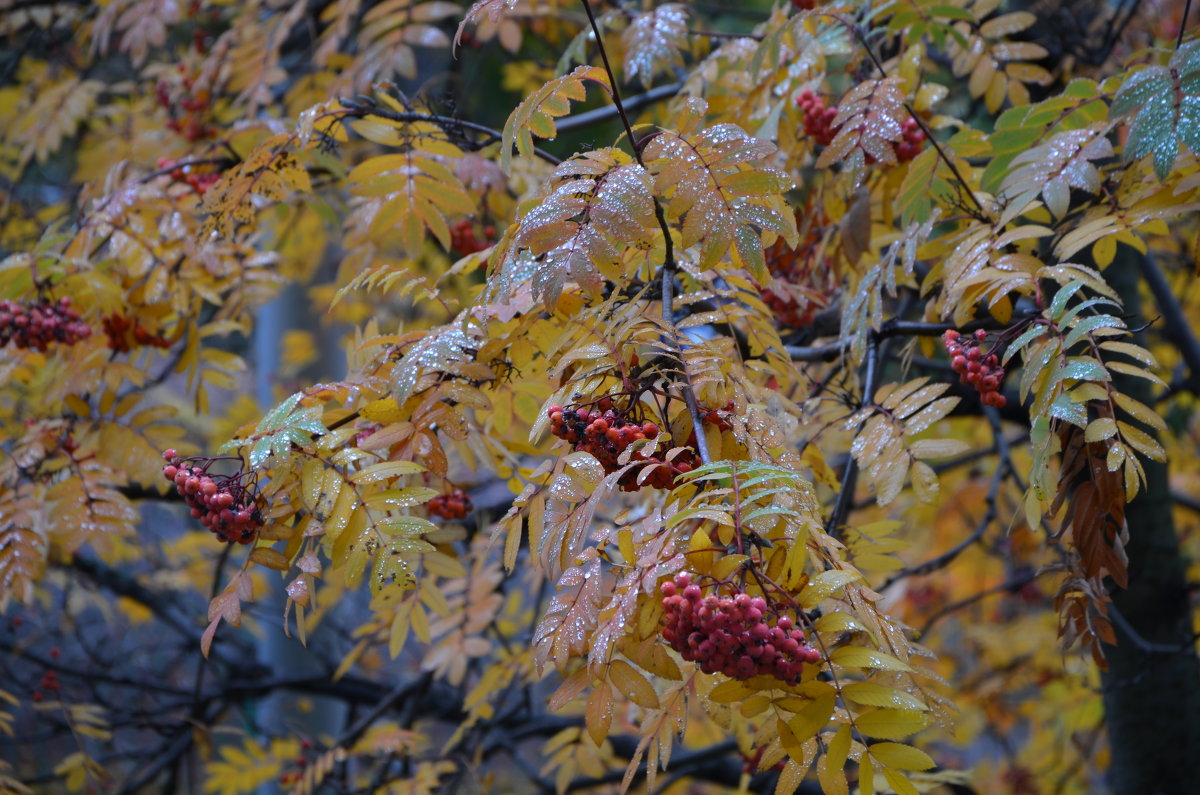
<box><xmin>579</xmin><ymin>0</ymin><xmax>711</xmax><ymax>464</ymax></box>
<box><xmin>787</xmin><ymin>317</ymin><xmax>1022</xmax><ymax>362</ymax></box>
<box><xmin>1137</xmin><ymin>252</ymin><xmax>1200</xmax><ymax>392</ymax></box>
<box><xmin>64</xmin><ymin>555</ymin><xmax>195</xmax><ymax>638</ymax></box>
<box><xmin>920</xmin><ymin>571</ymin><xmax>1041</xmax><ymax>635</ymax></box>
<box><xmin>338</xmin><ymin>99</ymin><xmax>562</xmax><ymax>165</ymax></box>
<box><xmin>556</xmin><ymin>82</ymin><xmax>682</xmax><ymax>133</ymax></box>
<box><xmin>879</xmin><ymin>407</ymin><xmax>1009</xmax><ymax>591</ymax></box>
<box><xmin>825</xmin><ymin>334</ymin><xmax>880</xmax><ymax>537</ymax></box>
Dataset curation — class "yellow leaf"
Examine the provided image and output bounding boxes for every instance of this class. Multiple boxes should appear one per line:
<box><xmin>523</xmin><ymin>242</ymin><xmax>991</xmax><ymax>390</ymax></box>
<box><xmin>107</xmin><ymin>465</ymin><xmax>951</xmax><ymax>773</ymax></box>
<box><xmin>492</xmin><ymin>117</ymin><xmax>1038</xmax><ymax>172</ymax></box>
<box><xmin>854</xmin><ymin>709</ymin><xmax>928</xmax><ymax>740</ymax></box>
<box><xmin>841</xmin><ymin>682</ymin><xmax>927</xmax><ymax>711</ymax></box>
<box><xmin>883</xmin><ymin>769</ymin><xmax>921</xmax><ymax>795</ymax></box>
<box><xmin>585</xmin><ymin>681</ymin><xmax>613</xmax><ymax>747</ymax></box>
<box><xmin>826</xmin><ymin>723</ymin><xmax>852</xmax><ymax>775</ymax></box>
<box><xmin>709</xmin><ymin>678</ymin><xmax>758</xmax><ymax>703</ymax></box>
<box><xmin>829</xmin><ymin>646</ymin><xmax>912</xmax><ymax>672</ymax></box>
<box><xmin>608</xmin><ymin>660</ymin><xmax>659</xmax><ymax>709</ymax></box>
<box><xmin>249</xmin><ymin>547</ymin><xmax>291</xmax><ymax>571</ymax></box>
<box><xmin>362</xmin><ymin>397</ymin><xmax>407</xmax><ymax>423</ymax></box>
<box><xmin>859</xmin><ymin>756</ymin><xmax>875</xmax><ymax>795</ymax></box>
<box><xmin>788</xmin><ymin>687</ymin><xmax>837</xmax><ymax>741</ymax></box>
<box><xmin>869</xmin><ymin>742</ymin><xmax>936</xmax><ymax>771</ymax></box>
<box><xmin>799</xmin><ymin>569</ymin><xmax>861</xmax><ymax>607</ymax></box>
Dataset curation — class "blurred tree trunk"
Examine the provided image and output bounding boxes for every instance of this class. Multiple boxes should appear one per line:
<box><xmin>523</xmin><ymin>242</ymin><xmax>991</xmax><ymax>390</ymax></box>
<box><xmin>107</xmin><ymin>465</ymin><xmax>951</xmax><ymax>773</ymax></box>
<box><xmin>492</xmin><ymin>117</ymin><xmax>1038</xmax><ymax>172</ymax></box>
<box><xmin>1099</xmin><ymin>248</ymin><xmax>1200</xmax><ymax>793</ymax></box>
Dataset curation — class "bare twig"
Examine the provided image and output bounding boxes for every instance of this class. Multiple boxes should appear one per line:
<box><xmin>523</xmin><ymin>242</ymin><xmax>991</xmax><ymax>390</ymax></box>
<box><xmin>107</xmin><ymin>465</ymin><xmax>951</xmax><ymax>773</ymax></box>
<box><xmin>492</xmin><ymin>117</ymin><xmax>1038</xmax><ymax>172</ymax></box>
<box><xmin>339</xmin><ymin>99</ymin><xmax>562</xmax><ymax>165</ymax></box>
<box><xmin>879</xmin><ymin>407</ymin><xmax>1009</xmax><ymax>591</ymax></box>
<box><xmin>557</xmin><ymin>82</ymin><xmax>682</xmax><ymax>133</ymax></box>
<box><xmin>1137</xmin><ymin>252</ymin><xmax>1200</xmax><ymax>392</ymax></box>
<box><xmin>825</xmin><ymin>335</ymin><xmax>880</xmax><ymax>537</ymax></box>
<box><xmin>579</xmin><ymin>0</ymin><xmax>711</xmax><ymax>463</ymax></box>
<box><xmin>920</xmin><ymin>570</ymin><xmax>1041</xmax><ymax>635</ymax></box>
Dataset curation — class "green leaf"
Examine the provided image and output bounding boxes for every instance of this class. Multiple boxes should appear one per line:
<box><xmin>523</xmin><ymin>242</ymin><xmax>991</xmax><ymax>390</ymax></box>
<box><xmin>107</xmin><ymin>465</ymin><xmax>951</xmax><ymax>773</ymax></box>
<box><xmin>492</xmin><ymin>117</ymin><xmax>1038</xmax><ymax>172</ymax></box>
<box><xmin>1055</xmin><ymin>357</ymin><xmax>1109</xmax><ymax>383</ymax></box>
<box><xmin>1048</xmin><ymin>393</ymin><xmax>1087</xmax><ymax>428</ymax></box>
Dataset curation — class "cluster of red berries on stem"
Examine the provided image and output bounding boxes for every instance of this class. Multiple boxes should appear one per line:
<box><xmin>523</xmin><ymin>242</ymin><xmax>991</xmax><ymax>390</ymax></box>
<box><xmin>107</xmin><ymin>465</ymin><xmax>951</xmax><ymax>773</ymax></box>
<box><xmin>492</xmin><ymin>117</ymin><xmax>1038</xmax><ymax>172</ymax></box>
<box><xmin>894</xmin><ymin>117</ymin><xmax>928</xmax><ymax>162</ymax></box>
<box><xmin>759</xmin><ymin>208</ymin><xmax>839</xmax><ymax>330</ymax></box>
<box><xmin>796</xmin><ymin>90</ymin><xmax>839</xmax><ymax>146</ymax></box>
<box><xmin>661</xmin><ymin>572</ymin><xmax>820</xmax><ymax>683</ymax></box>
<box><xmin>161</xmin><ymin>449</ymin><xmax>263</xmax><ymax>544</ymax></box>
<box><xmin>796</xmin><ymin>90</ymin><xmax>927</xmax><ymax>163</ymax></box>
<box><xmin>450</xmin><ymin>219</ymin><xmax>497</xmax><ymax>256</ymax></box>
<box><xmin>103</xmin><ymin>313</ymin><xmax>172</xmax><ymax>353</ymax></box>
<box><xmin>428</xmin><ymin>489</ymin><xmax>472</xmax><ymax>520</ymax></box>
<box><xmin>699</xmin><ymin>400</ymin><xmax>734</xmax><ymax>432</ymax></box>
<box><xmin>156</xmin><ymin>158</ymin><xmax>221</xmax><ymax>195</ymax></box>
<box><xmin>0</xmin><ymin>297</ymin><xmax>91</xmax><ymax>351</ymax></box>
<box><xmin>547</xmin><ymin>397</ymin><xmax>697</xmax><ymax>491</ymax></box>
<box><xmin>156</xmin><ymin>64</ymin><xmax>217</xmax><ymax>142</ymax></box>
<box><xmin>944</xmin><ymin>329</ymin><xmax>1007</xmax><ymax>407</ymax></box>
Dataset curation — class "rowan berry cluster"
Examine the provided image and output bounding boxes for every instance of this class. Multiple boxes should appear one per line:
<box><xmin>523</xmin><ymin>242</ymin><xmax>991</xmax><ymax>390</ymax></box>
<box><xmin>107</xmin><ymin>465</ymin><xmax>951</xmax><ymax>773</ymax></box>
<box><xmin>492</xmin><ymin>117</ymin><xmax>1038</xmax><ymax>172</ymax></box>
<box><xmin>0</xmin><ymin>297</ymin><xmax>92</xmax><ymax>351</ymax></box>
<box><xmin>161</xmin><ymin>449</ymin><xmax>262</xmax><ymax>544</ymax></box>
<box><xmin>894</xmin><ymin>117</ymin><xmax>928</xmax><ymax>162</ymax></box>
<box><xmin>660</xmin><ymin>573</ymin><xmax>820</xmax><ymax>683</ymax></box>
<box><xmin>944</xmin><ymin>329</ymin><xmax>1007</xmax><ymax>407</ymax></box>
<box><xmin>450</xmin><ymin>219</ymin><xmax>497</xmax><ymax>256</ymax></box>
<box><xmin>790</xmin><ymin>0</ymin><xmax>816</xmax><ymax>9</ymax></box>
<box><xmin>546</xmin><ymin>399</ymin><xmax>696</xmax><ymax>491</ymax></box>
<box><xmin>156</xmin><ymin>158</ymin><xmax>220</xmax><ymax>195</ymax></box>
<box><xmin>102</xmin><ymin>313</ymin><xmax>172</xmax><ymax>353</ymax></box>
<box><xmin>796</xmin><ymin>90</ymin><xmax>838</xmax><ymax>146</ymax></box>
<box><xmin>156</xmin><ymin>64</ymin><xmax>217</xmax><ymax>141</ymax></box>
<box><xmin>761</xmin><ymin>285</ymin><xmax>818</xmax><ymax>329</ymax></box>
<box><xmin>796</xmin><ymin>90</ymin><xmax>927</xmax><ymax>163</ymax></box>
<box><xmin>760</xmin><ymin>210</ymin><xmax>839</xmax><ymax>331</ymax></box>
<box><xmin>428</xmin><ymin>489</ymin><xmax>472</xmax><ymax>520</ymax></box>
<box><xmin>700</xmin><ymin>400</ymin><xmax>734</xmax><ymax>431</ymax></box>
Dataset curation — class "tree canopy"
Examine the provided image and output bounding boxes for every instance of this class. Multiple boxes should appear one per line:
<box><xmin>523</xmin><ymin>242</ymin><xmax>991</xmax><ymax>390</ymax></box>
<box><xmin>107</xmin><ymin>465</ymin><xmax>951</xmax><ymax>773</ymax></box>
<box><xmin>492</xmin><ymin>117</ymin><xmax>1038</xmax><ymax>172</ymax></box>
<box><xmin>2</xmin><ymin>1</ymin><xmax>1200</xmax><ymax>793</ymax></box>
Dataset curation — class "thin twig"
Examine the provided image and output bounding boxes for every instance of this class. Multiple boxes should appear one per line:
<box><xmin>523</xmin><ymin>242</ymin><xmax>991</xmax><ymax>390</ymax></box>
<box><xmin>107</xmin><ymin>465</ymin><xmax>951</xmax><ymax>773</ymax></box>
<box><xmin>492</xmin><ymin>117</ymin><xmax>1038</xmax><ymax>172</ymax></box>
<box><xmin>557</xmin><ymin>82</ymin><xmax>682</xmax><ymax>133</ymax></box>
<box><xmin>1179</xmin><ymin>0</ymin><xmax>1194</xmax><ymax>49</ymax></box>
<box><xmin>817</xmin><ymin>11</ymin><xmax>986</xmax><ymax>217</ymax></box>
<box><xmin>579</xmin><ymin>0</ymin><xmax>640</xmax><ymax>154</ymax></box>
<box><xmin>579</xmin><ymin>0</ymin><xmax>711</xmax><ymax>463</ymax></box>
<box><xmin>825</xmin><ymin>336</ymin><xmax>880</xmax><ymax>537</ymax></box>
<box><xmin>879</xmin><ymin>407</ymin><xmax>1009</xmax><ymax>591</ymax></box>
<box><xmin>920</xmin><ymin>571</ymin><xmax>1041</xmax><ymax>635</ymax></box>
<box><xmin>339</xmin><ymin>100</ymin><xmax>562</xmax><ymax>165</ymax></box>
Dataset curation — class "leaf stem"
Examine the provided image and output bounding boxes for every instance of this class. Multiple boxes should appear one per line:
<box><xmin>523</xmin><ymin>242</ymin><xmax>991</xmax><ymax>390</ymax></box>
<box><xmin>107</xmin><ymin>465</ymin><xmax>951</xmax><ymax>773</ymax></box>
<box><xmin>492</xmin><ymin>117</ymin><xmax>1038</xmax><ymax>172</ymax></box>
<box><xmin>579</xmin><ymin>0</ymin><xmax>642</xmax><ymax>164</ymax></box>
<box><xmin>817</xmin><ymin>11</ymin><xmax>987</xmax><ymax>218</ymax></box>
<box><xmin>580</xmin><ymin>0</ymin><xmax>711</xmax><ymax>464</ymax></box>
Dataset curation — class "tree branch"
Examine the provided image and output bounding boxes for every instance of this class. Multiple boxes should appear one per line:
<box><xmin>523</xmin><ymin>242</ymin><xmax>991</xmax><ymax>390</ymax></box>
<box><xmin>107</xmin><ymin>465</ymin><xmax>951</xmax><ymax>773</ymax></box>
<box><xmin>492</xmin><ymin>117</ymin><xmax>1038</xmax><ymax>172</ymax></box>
<box><xmin>919</xmin><ymin>570</ymin><xmax>1041</xmax><ymax>635</ymax></box>
<box><xmin>1137</xmin><ymin>252</ymin><xmax>1200</xmax><ymax>392</ymax></box>
<box><xmin>879</xmin><ymin>407</ymin><xmax>1009</xmax><ymax>591</ymax></box>
<box><xmin>556</xmin><ymin>82</ymin><xmax>682</xmax><ymax>133</ymax></box>
<box><xmin>579</xmin><ymin>0</ymin><xmax>711</xmax><ymax>463</ymax></box>
<box><xmin>338</xmin><ymin>99</ymin><xmax>562</xmax><ymax>165</ymax></box>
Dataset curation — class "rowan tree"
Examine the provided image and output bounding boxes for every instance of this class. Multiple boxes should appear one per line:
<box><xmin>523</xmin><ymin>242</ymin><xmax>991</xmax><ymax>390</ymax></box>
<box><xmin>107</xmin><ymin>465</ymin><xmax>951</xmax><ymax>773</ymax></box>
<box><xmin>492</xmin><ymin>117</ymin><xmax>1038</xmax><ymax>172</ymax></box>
<box><xmin>2</xmin><ymin>1</ymin><xmax>1199</xmax><ymax>793</ymax></box>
